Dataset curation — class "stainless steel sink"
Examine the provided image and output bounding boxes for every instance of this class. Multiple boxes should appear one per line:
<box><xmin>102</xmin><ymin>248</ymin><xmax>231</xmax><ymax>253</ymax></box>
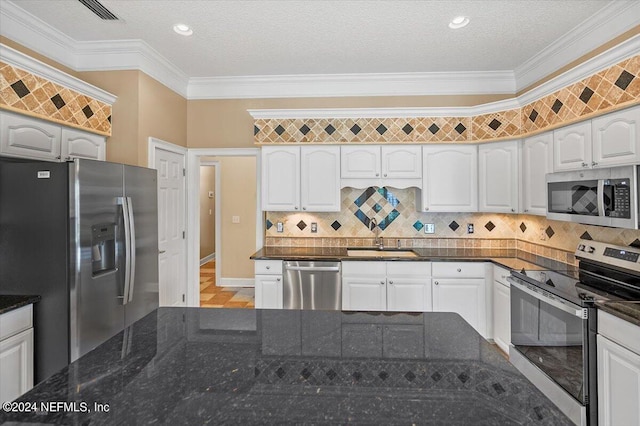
<box><xmin>346</xmin><ymin>249</ymin><xmax>418</xmax><ymax>258</ymax></box>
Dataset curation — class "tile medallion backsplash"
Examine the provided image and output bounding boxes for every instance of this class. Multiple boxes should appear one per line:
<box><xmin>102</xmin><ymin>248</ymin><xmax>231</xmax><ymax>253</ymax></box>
<box><xmin>255</xmin><ymin>55</ymin><xmax>640</xmax><ymax>145</ymax></box>
<box><xmin>0</xmin><ymin>61</ymin><xmax>112</xmax><ymax>136</ymax></box>
<box><xmin>265</xmin><ymin>186</ymin><xmax>640</xmax><ymax>265</ymax></box>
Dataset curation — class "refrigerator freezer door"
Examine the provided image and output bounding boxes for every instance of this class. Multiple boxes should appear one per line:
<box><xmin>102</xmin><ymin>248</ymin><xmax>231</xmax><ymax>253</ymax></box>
<box><xmin>71</xmin><ymin>160</ymin><xmax>125</xmax><ymax>361</ymax></box>
<box><xmin>123</xmin><ymin>165</ymin><xmax>159</xmax><ymax>326</ymax></box>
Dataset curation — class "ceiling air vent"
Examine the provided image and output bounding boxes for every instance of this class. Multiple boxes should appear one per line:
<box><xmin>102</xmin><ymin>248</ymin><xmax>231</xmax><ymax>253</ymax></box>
<box><xmin>78</xmin><ymin>0</ymin><xmax>119</xmax><ymax>20</ymax></box>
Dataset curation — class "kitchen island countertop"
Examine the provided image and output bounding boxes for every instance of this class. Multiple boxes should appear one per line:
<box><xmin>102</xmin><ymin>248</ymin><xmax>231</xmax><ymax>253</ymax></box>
<box><xmin>0</xmin><ymin>294</ymin><xmax>40</xmax><ymax>315</ymax></box>
<box><xmin>1</xmin><ymin>307</ymin><xmax>572</xmax><ymax>425</ymax></box>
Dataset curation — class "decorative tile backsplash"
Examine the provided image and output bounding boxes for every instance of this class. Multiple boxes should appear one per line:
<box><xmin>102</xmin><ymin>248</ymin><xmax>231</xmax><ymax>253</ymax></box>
<box><xmin>0</xmin><ymin>61</ymin><xmax>112</xmax><ymax>135</ymax></box>
<box><xmin>255</xmin><ymin>56</ymin><xmax>639</xmax><ymax>144</ymax></box>
<box><xmin>265</xmin><ymin>187</ymin><xmax>640</xmax><ymax>266</ymax></box>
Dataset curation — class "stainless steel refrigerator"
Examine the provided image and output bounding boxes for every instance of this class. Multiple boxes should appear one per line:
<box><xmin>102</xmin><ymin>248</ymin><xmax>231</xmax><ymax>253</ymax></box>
<box><xmin>0</xmin><ymin>158</ymin><xmax>159</xmax><ymax>383</ymax></box>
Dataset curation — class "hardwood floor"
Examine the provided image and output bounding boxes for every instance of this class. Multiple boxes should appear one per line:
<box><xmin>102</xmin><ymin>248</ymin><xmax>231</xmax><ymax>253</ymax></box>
<box><xmin>199</xmin><ymin>261</ymin><xmax>255</xmax><ymax>308</ymax></box>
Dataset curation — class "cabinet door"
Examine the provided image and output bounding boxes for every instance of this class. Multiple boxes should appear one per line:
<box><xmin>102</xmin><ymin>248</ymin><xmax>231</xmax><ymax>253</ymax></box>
<box><xmin>261</xmin><ymin>146</ymin><xmax>300</xmax><ymax>211</ymax></box>
<box><xmin>522</xmin><ymin>132</ymin><xmax>553</xmax><ymax>215</ymax></box>
<box><xmin>300</xmin><ymin>146</ymin><xmax>340</xmax><ymax>212</ymax></box>
<box><xmin>0</xmin><ymin>111</ymin><xmax>61</xmax><ymax>161</ymax></box>
<box><xmin>342</xmin><ymin>277</ymin><xmax>386</xmax><ymax>311</ymax></box>
<box><xmin>340</xmin><ymin>146</ymin><xmax>381</xmax><ymax>178</ymax></box>
<box><xmin>422</xmin><ymin>145</ymin><xmax>478</xmax><ymax>212</ymax></box>
<box><xmin>61</xmin><ymin>128</ymin><xmax>106</xmax><ymax>161</ymax></box>
<box><xmin>597</xmin><ymin>335</ymin><xmax>640</xmax><ymax>426</ymax></box>
<box><xmin>432</xmin><ymin>278</ymin><xmax>486</xmax><ymax>336</ymax></box>
<box><xmin>255</xmin><ymin>275</ymin><xmax>283</xmax><ymax>309</ymax></box>
<box><xmin>387</xmin><ymin>278</ymin><xmax>430</xmax><ymax>312</ymax></box>
<box><xmin>592</xmin><ymin>106</ymin><xmax>640</xmax><ymax>168</ymax></box>
<box><xmin>492</xmin><ymin>280</ymin><xmax>511</xmax><ymax>354</ymax></box>
<box><xmin>478</xmin><ymin>141</ymin><xmax>519</xmax><ymax>213</ymax></box>
<box><xmin>553</xmin><ymin>121</ymin><xmax>592</xmax><ymax>172</ymax></box>
<box><xmin>381</xmin><ymin>145</ymin><xmax>422</xmax><ymax>179</ymax></box>
<box><xmin>0</xmin><ymin>328</ymin><xmax>33</xmax><ymax>403</ymax></box>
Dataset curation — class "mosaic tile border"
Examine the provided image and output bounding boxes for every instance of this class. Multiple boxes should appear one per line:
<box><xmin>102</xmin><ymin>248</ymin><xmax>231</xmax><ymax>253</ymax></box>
<box><xmin>255</xmin><ymin>55</ymin><xmax>640</xmax><ymax>144</ymax></box>
<box><xmin>0</xmin><ymin>61</ymin><xmax>112</xmax><ymax>136</ymax></box>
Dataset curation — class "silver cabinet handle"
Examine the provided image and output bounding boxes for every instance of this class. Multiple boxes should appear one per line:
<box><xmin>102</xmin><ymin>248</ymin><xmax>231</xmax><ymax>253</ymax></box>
<box><xmin>592</xmin><ymin>161</ymin><xmax>598</xmax><ymax>167</ymax></box>
<box><xmin>384</xmin><ymin>173</ymin><xmax>387</xmax><ymax>177</ymax></box>
<box><xmin>380</xmin><ymin>280</ymin><xmax>385</xmax><ymax>285</ymax></box>
<box><xmin>302</xmin><ymin>207</ymin><xmax>306</xmax><ymax>210</ymax></box>
<box><xmin>434</xmin><ymin>281</ymin><xmax>439</xmax><ymax>285</ymax></box>
<box><xmin>375</xmin><ymin>173</ymin><xmax>379</xmax><ymax>177</ymax></box>
<box><xmin>266</xmin><ymin>266</ymin><xmax>270</xmax><ymax>270</ymax></box>
<box><xmin>389</xmin><ymin>280</ymin><xmax>394</xmax><ymax>285</ymax></box>
<box><xmin>424</xmin><ymin>207</ymin><xmax>429</xmax><ymax>211</ymax></box>
<box><xmin>276</xmin><ymin>278</ymin><xmax>281</xmax><ymax>282</ymax></box>
<box><xmin>159</xmin><ymin>250</ymin><xmax>166</xmax><ymax>254</ymax></box>
<box><xmin>457</xmin><ymin>268</ymin><xmax>461</xmax><ymax>272</ymax></box>
<box><xmin>511</xmin><ymin>208</ymin><xmax>515</xmax><ymax>212</ymax></box>
<box><xmin>582</xmin><ymin>162</ymin><xmax>588</xmax><ymax>167</ymax></box>
<box><xmin>524</xmin><ymin>209</ymin><xmax>529</xmax><ymax>212</ymax></box>
<box><xmin>294</xmin><ymin>206</ymin><xmax>299</xmax><ymax>210</ymax></box>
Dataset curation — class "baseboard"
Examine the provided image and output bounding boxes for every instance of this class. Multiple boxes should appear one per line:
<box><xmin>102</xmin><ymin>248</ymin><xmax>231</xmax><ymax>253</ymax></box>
<box><xmin>218</xmin><ymin>277</ymin><xmax>255</xmax><ymax>288</ymax></box>
<box><xmin>199</xmin><ymin>252</ymin><xmax>216</xmax><ymax>266</ymax></box>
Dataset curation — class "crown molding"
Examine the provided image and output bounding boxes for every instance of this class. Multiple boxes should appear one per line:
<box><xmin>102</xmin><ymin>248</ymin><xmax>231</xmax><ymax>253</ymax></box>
<box><xmin>0</xmin><ymin>43</ymin><xmax>117</xmax><ymax>104</ymax></box>
<box><xmin>514</xmin><ymin>0</ymin><xmax>640</xmax><ymax>92</ymax></box>
<box><xmin>187</xmin><ymin>71</ymin><xmax>516</xmax><ymax>100</ymax></box>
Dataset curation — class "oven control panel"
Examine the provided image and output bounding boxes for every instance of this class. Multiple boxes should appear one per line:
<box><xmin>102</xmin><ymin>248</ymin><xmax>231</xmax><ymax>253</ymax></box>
<box><xmin>603</xmin><ymin>247</ymin><xmax>640</xmax><ymax>262</ymax></box>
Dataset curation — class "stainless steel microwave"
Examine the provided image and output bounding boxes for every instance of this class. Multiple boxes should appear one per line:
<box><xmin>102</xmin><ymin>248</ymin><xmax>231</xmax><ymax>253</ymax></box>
<box><xmin>546</xmin><ymin>165</ymin><xmax>639</xmax><ymax>229</ymax></box>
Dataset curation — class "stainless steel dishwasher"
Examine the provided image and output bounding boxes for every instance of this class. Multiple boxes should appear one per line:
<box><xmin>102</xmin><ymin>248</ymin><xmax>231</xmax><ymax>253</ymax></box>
<box><xmin>283</xmin><ymin>261</ymin><xmax>341</xmax><ymax>310</ymax></box>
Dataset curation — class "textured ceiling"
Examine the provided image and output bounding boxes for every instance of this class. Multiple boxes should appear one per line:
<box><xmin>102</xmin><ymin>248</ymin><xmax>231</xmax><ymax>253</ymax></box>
<box><xmin>5</xmin><ymin>0</ymin><xmax>617</xmax><ymax>78</ymax></box>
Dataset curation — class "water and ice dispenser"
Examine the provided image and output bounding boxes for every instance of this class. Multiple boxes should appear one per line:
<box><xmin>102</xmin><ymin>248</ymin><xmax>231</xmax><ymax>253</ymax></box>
<box><xmin>91</xmin><ymin>223</ymin><xmax>116</xmax><ymax>276</ymax></box>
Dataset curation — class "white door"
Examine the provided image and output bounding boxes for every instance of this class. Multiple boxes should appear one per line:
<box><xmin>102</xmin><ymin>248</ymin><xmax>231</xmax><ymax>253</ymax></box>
<box><xmin>522</xmin><ymin>132</ymin><xmax>553</xmax><ymax>215</ymax></box>
<box><xmin>422</xmin><ymin>145</ymin><xmax>478</xmax><ymax>212</ymax></box>
<box><xmin>0</xmin><ymin>328</ymin><xmax>33</xmax><ymax>403</ymax></box>
<box><xmin>433</xmin><ymin>278</ymin><xmax>486</xmax><ymax>336</ymax></box>
<box><xmin>300</xmin><ymin>145</ymin><xmax>340</xmax><ymax>212</ymax></box>
<box><xmin>478</xmin><ymin>141</ymin><xmax>519</xmax><ymax>213</ymax></box>
<box><xmin>61</xmin><ymin>128</ymin><xmax>106</xmax><ymax>161</ymax></box>
<box><xmin>592</xmin><ymin>105</ymin><xmax>640</xmax><ymax>168</ymax></box>
<box><xmin>553</xmin><ymin>121</ymin><xmax>592</xmax><ymax>172</ymax></box>
<box><xmin>342</xmin><ymin>277</ymin><xmax>386</xmax><ymax>311</ymax></box>
<box><xmin>255</xmin><ymin>275</ymin><xmax>283</xmax><ymax>309</ymax></box>
<box><xmin>386</xmin><ymin>278</ymin><xmax>429</xmax><ymax>312</ymax></box>
<box><xmin>340</xmin><ymin>145</ymin><xmax>381</xmax><ymax>178</ymax></box>
<box><xmin>0</xmin><ymin>110</ymin><xmax>61</xmax><ymax>161</ymax></box>
<box><xmin>261</xmin><ymin>146</ymin><xmax>300</xmax><ymax>211</ymax></box>
<box><xmin>155</xmin><ymin>148</ymin><xmax>186</xmax><ymax>306</ymax></box>
<box><xmin>597</xmin><ymin>335</ymin><xmax>640</xmax><ymax>426</ymax></box>
<box><xmin>381</xmin><ymin>145</ymin><xmax>422</xmax><ymax>178</ymax></box>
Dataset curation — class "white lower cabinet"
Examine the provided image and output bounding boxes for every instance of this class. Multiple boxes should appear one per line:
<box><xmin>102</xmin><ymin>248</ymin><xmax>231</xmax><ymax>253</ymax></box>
<box><xmin>492</xmin><ymin>266</ymin><xmax>511</xmax><ymax>353</ymax></box>
<box><xmin>0</xmin><ymin>305</ymin><xmax>34</xmax><ymax>403</ymax></box>
<box><xmin>432</xmin><ymin>262</ymin><xmax>487</xmax><ymax>337</ymax></box>
<box><xmin>254</xmin><ymin>260</ymin><xmax>283</xmax><ymax>309</ymax></box>
<box><xmin>342</xmin><ymin>261</ymin><xmax>431</xmax><ymax>312</ymax></box>
<box><xmin>597</xmin><ymin>310</ymin><xmax>640</xmax><ymax>426</ymax></box>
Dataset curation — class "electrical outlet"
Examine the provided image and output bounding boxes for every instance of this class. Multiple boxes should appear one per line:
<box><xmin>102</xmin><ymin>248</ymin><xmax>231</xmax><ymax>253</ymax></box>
<box><xmin>311</xmin><ymin>223</ymin><xmax>317</xmax><ymax>233</ymax></box>
<box><xmin>467</xmin><ymin>223</ymin><xmax>474</xmax><ymax>234</ymax></box>
<box><xmin>424</xmin><ymin>223</ymin><xmax>435</xmax><ymax>234</ymax></box>
<box><xmin>277</xmin><ymin>222</ymin><xmax>284</xmax><ymax>233</ymax></box>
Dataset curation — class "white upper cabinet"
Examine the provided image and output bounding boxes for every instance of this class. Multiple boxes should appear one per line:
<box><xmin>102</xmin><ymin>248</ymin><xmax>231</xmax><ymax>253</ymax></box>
<box><xmin>0</xmin><ymin>111</ymin><xmax>105</xmax><ymax>162</ymax></box>
<box><xmin>341</xmin><ymin>145</ymin><xmax>422</xmax><ymax>188</ymax></box>
<box><xmin>261</xmin><ymin>146</ymin><xmax>300</xmax><ymax>211</ymax></box>
<box><xmin>262</xmin><ymin>145</ymin><xmax>340</xmax><ymax>212</ymax></box>
<box><xmin>1</xmin><ymin>110</ymin><xmax>62</xmax><ymax>161</ymax></box>
<box><xmin>522</xmin><ymin>132</ymin><xmax>553</xmax><ymax>215</ymax></box>
<box><xmin>380</xmin><ymin>146</ymin><xmax>422</xmax><ymax>179</ymax></box>
<box><xmin>421</xmin><ymin>145</ymin><xmax>478</xmax><ymax>212</ymax></box>
<box><xmin>341</xmin><ymin>146</ymin><xmax>381</xmax><ymax>178</ymax></box>
<box><xmin>300</xmin><ymin>145</ymin><xmax>341</xmax><ymax>211</ymax></box>
<box><xmin>478</xmin><ymin>141</ymin><xmax>519</xmax><ymax>213</ymax></box>
<box><xmin>592</xmin><ymin>105</ymin><xmax>640</xmax><ymax>168</ymax></box>
<box><xmin>553</xmin><ymin>121</ymin><xmax>592</xmax><ymax>172</ymax></box>
<box><xmin>61</xmin><ymin>128</ymin><xmax>106</xmax><ymax>161</ymax></box>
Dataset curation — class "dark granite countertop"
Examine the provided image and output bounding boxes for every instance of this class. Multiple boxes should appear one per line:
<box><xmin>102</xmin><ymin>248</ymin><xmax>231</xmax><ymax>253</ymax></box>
<box><xmin>0</xmin><ymin>294</ymin><xmax>40</xmax><ymax>315</ymax></box>
<box><xmin>250</xmin><ymin>246</ymin><xmax>567</xmax><ymax>273</ymax></box>
<box><xmin>1</xmin><ymin>307</ymin><xmax>571</xmax><ymax>425</ymax></box>
<box><xmin>595</xmin><ymin>300</ymin><xmax>640</xmax><ymax>326</ymax></box>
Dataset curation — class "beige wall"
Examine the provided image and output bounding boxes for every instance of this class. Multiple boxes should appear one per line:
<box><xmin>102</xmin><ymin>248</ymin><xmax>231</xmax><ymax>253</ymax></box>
<box><xmin>199</xmin><ymin>165</ymin><xmax>216</xmax><ymax>259</ymax></box>
<box><xmin>206</xmin><ymin>156</ymin><xmax>257</xmax><ymax>279</ymax></box>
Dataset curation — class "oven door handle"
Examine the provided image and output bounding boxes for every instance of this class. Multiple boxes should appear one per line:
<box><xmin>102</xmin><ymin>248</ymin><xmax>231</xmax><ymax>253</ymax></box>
<box><xmin>507</xmin><ymin>277</ymin><xmax>586</xmax><ymax>318</ymax></box>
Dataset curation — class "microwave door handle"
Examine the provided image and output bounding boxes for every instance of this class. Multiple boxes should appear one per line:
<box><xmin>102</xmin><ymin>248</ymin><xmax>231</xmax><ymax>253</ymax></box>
<box><xmin>597</xmin><ymin>180</ymin><xmax>606</xmax><ymax>217</ymax></box>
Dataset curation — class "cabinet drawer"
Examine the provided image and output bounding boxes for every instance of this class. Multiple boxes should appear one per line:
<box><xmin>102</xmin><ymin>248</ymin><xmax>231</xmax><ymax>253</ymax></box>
<box><xmin>432</xmin><ymin>262</ymin><xmax>485</xmax><ymax>278</ymax></box>
<box><xmin>493</xmin><ymin>265</ymin><xmax>511</xmax><ymax>286</ymax></box>
<box><xmin>341</xmin><ymin>261</ymin><xmax>386</xmax><ymax>277</ymax></box>
<box><xmin>599</xmin><ymin>310</ymin><xmax>640</xmax><ymax>355</ymax></box>
<box><xmin>0</xmin><ymin>304</ymin><xmax>33</xmax><ymax>341</ymax></box>
<box><xmin>254</xmin><ymin>260</ymin><xmax>283</xmax><ymax>275</ymax></box>
<box><xmin>386</xmin><ymin>261</ymin><xmax>431</xmax><ymax>277</ymax></box>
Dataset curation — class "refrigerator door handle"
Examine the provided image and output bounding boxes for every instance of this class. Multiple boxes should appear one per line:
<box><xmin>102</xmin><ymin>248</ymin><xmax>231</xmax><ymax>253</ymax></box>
<box><xmin>117</xmin><ymin>197</ymin><xmax>132</xmax><ymax>305</ymax></box>
<box><xmin>126</xmin><ymin>197</ymin><xmax>136</xmax><ymax>302</ymax></box>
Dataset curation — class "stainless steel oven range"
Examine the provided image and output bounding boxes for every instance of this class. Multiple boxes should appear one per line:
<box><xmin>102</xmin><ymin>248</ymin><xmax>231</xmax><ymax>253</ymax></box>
<box><xmin>508</xmin><ymin>239</ymin><xmax>640</xmax><ymax>426</ymax></box>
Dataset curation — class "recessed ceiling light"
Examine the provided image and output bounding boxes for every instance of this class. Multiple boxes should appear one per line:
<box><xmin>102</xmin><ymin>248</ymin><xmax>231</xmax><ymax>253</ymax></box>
<box><xmin>448</xmin><ymin>16</ymin><xmax>470</xmax><ymax>29</ymax></box>
<box><xmin>173</xmin><ymin>23</ymin><xmax>193</xmax><ymax>36</ymax></box>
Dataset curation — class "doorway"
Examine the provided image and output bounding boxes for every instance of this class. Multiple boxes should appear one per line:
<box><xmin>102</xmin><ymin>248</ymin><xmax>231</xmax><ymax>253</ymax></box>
<box><xmin>187</xmin><ymin>148</ymin><xmax>262</xmax><ymax>307</ymax></box>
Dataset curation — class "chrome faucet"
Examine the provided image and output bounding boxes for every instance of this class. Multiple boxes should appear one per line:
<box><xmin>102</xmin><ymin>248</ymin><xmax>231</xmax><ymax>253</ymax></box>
<box><xmin>370</xmin><ymin>218</ymin><xmax>383</xmax><ymax>249</ymax></box>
